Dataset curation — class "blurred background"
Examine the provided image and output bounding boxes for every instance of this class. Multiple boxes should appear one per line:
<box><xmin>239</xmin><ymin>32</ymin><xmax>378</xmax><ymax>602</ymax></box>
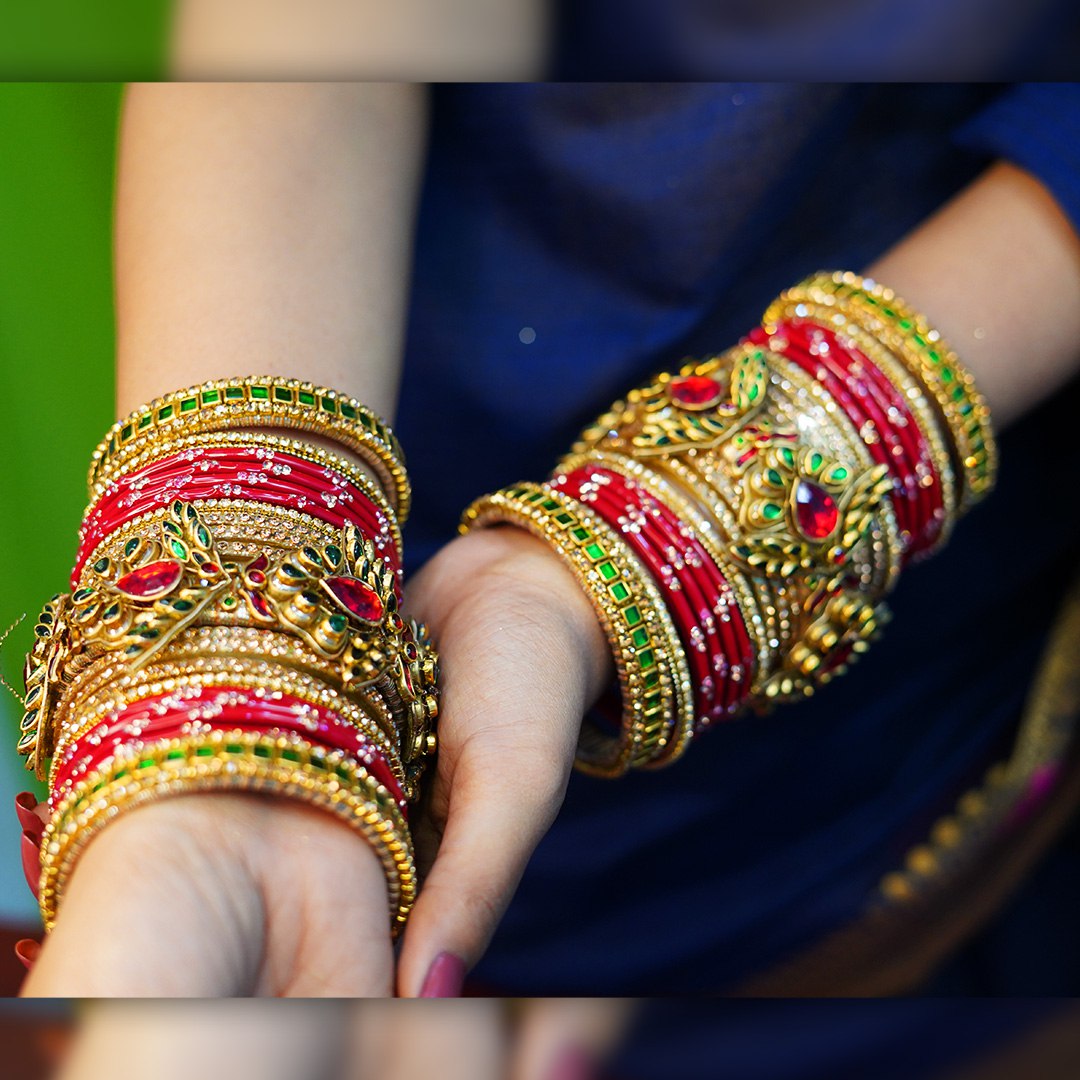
<box><xmin>0</xmin><ymin>86</ymin><xmax>122</xmax><ymax>983</ymax></box>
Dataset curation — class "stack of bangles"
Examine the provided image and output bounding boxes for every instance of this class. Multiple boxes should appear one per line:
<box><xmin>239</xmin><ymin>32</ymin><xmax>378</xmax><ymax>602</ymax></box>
<box><xmin>17</xmin><ymin>376</ymin><xmax>439</xmax><ymax>935</ymax></box>
<box><xmin>463</xmin><ymin>270</ymin><xmax>997</xmax><ymax>776</ymax></box>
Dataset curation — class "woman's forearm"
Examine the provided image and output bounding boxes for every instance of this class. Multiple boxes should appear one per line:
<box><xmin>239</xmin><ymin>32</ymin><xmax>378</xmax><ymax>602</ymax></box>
<box><xmin>867</xmin><ymin>160</ymin><xmax>1080</xmax><ymax>429</ymax></box>
<box><xmin>114</xmin><ymin>82</ymin><xmax>427</xmax><ymax>419</ymax></box>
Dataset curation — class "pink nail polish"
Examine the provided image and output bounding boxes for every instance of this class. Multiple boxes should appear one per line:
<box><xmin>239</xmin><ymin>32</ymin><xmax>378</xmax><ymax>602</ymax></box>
<box><xmin>418</xmin><ymin>951</ymin><xmax>465</xmax><ymax>998</ymax></box>
<box><xmin>547</xmin><ymin>1047</ymin><xmax>594</xmax><ymax>1080</ymax></box>
<box><xmin>14</xmin><ymin>938</ymin><xmax>40</xmax><ymax>972</ymax></box>
<box><xmin>22</xmin><ymin>831</ymin><xmax>41</xmax><ymax>900</ymax></box>
<box><xmin>14</xmin><ymin>792</ymin><xmax>41</xmax><ymax>836</ymax></box>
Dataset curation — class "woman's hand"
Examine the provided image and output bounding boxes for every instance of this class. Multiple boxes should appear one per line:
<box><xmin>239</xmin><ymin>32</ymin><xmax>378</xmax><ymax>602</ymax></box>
<box><xmin>396</xmin><ymin>525</ymin><xmax>612</xmax><ymax>997</ymax></box>
<box><xmin>20</xmin><ymin>794</ymin><xmax>395</xmax><ymax>996</ymax></box>
<box><xmin>17</xmin><ymin>524</ymin><xmax>609</xmax><ymax>997</ymax></box>
<box><xmin>50</xmin><ymin>998</ymin><xmax>634</xmax><ymax>1080</ymax></box>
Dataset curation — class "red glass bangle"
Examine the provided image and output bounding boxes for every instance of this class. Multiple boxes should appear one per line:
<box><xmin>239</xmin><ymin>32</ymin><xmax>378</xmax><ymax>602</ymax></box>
<box><xmin>604</xmin><ymin>472</ymin><xmax>756</xmax><ymax>720</ymax></box>
<box><xmin>79</xmin><ymin>447</ymin><xmax>394</xmax><ymax>548</ymax></box>
<box><xmin>750</xmin><ymin>324</ymin><xmax>925</xmax><ymax>559</ymax></box>
<box><xmin>51</xmin><ymin>686</ymin><xmax>405</xmax><ymax>811</ymax></box>
<box><xmin>74</xmin><ymin>448</ymin><xmax>400</xmax><ymax>586</ymax></box>
<box><xmin>800</xmin><ymin>324</ymin><xmax>946</xmax><ymax>556</ymax></box>
<box><xmin>777</xmin><ymin>320</ymin><xmax>945</xmax><ymax>555</ymax></box>
<box><xmin>574</xmin><ymin>475</ymin><xmax>748</xmax><ymax>720</ymax></box>
<box><xmin>554</xmin><ymin>466</ymin><xmax>755</xmax><ymax>730</ymax></box>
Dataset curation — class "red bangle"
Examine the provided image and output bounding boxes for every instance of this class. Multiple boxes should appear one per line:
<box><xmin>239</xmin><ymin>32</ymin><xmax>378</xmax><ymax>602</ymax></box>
<box><xmin>74</xmin><ymin>447</ymin><xmax>400</xmax><ymax>585</ymax></box>
<box><xmin>751</xmin><ymin>317</ymin><xmax>946</xmax><ymax>557</ymax></box>
<box><xmin>51</xmin><ymin>686</ymin><xmax>406</xmax><ymax>811</ymax></box>
<box><xmin>775</xmin><ymin>321</ymin><xmax>945</xmax><ymax>555</ymax></box>
<box><xmin>553</xmin><ymin>467</ymin><xmax>755</xmax><ymax>730</ymax></box>
<box><xmin>597</xmin><ymin>470</ymin><xmax>755</xmax><ymax>720</ymax></box>
<box><xmin>803</xmin><ymin>324</ymin><xmax>946</xmax><ymax>556</ymax></box>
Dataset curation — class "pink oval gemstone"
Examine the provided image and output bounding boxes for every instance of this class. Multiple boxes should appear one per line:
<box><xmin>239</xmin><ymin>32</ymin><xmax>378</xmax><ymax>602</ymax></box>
<box><xmin>114</xmin><ymin>560</ymin><xmax>183</xmax><ymax>600</ymax></box>
<box><xmin>323</xmin><ymin>576</ymin><xmax>383</xmax><ymax>623</ymax></box>
<box><xmin>668</xmin><ymin>374</ymin><xmax>723</xmax><ymax>410</ymax></box>
<box><xmin>794</xmin><ymin>481</ymin><xmax>839</xmax><ymax>540</ymax></box>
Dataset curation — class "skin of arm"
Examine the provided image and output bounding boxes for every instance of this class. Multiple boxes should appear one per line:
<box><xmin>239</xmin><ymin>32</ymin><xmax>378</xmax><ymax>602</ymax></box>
<box><xmin>168</xmin><ymin>0</ymin><xmax>551</xmax><ymax>81</ymax></box>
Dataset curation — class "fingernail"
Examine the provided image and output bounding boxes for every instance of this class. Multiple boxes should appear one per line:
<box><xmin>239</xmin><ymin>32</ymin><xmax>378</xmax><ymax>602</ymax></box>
<box><xmin>22</xmin><ymin>832</ymin><xmax>41</xmax><ymax>900</ymax></box>
<box><xmin>547</xmin><ymin>1046</ymin><xmax>594</xmax><ymax>1080</ymax></box>
<box><xmin>418</xmin><ymin>951</ymin><xmax>465</xmax><ymax>998</ymax></box>
<box><xmin>14</xmin><ymin>938</ymin><xmax>40</xmax><ymax>972</ymax></box>
<box><xmin>14</xmin><ymin>792</ymin><xmax>41</xmax><ymax>836</ymax></box>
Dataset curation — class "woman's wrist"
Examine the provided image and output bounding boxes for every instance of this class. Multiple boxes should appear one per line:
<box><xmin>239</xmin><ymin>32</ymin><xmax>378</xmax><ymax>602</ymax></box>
<box><xmin>18</xmin><ymin>375</ymin><xmax>439</xmax><ymax>940</ymax></box>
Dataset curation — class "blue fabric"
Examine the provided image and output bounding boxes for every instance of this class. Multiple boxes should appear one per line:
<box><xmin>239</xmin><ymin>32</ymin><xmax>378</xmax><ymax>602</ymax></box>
<box><xmin>396</xmin><ymin>78</ymin><xmax>1080</xmax><ymax>1022</ymax></box>
<box><xmin>610</xmin><ymin>1001</ymin><xmax>1070</xmax><ymax>1080</ymax></box>
<box><xmin>554</xmin><ymin>0</ymin><xmax>1080</xmax><ymax>80</ymax></box>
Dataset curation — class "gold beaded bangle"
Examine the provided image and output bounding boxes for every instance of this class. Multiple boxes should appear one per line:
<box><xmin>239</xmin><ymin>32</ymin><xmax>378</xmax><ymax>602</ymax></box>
<box><xmin>461</xmin><ymin>483</ymin><xmax>693</xmax><ymax>776</ymax></box>
<box><xmin>87</xmin><ymin>429</ymin><xmax>403</xmax><ymax>550</ymax></box>
<box><xmin>88</xmin><ymin>376</ymin><xmax>411</xmax><ymax>520</ymax></box>
<box><xmin>554</xmin><ymin>449</ymin><xmax>775</xmax><ymax>687</ymax></box>
<box><xmin>51</xmin><ymin>658</ymin><xmax>402</xmax><ymax>790</ymax></box>
<box><xmin>39</xmin><ymin>728</ymin><xmax>416</xmax><ymax>933</ymax></box>
<box><xmin>767</xmin><ymin>272</ymin><xmax>996</xmax><ymax>512</ymax></box>
<box><xmin>761</xmin><ymin>295</ymin><xmax>959</xmax><ymax>541</ymax></box>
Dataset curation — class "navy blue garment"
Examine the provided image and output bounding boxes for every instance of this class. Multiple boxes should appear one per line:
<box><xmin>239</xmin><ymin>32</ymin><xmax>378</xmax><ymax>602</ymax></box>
<box><xmin>554</xmin><ymin>0</ymin><xmax>1080</xmax><ymax>80</ymax></box>
<box><xmin>396</xmin><ymin>83</ymin><xmax>1080</xmax><ymax>1005</ymax></box>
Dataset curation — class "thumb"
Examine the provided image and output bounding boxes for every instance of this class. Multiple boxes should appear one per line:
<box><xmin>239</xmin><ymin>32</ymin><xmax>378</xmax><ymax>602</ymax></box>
<box><xmin>397</xmin><ymin>582</ymin><xmax>606</xmax><ymax>997</ymax></box>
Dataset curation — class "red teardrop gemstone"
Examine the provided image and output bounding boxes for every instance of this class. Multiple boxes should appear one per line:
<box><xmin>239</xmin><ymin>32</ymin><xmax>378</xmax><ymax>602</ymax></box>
<box><xmin>114</xmin><ymin>560</ymin><xmax>183</xmax><ymax>600</ymax></box>
<box><xmin>246</xmin><ymin>592</ymin><xmax>273</xmax><ymax>620</ymax></box>
<box><xmin>323</xmin><ymin>576</ymin><xmax>383</xmax><ymax>624</ymax></box>
<box><xmin>795</xmin><ymin>481</ymin><xmax>839</xmax><ymax>540</ymax></box>
<box><xmin>248</xmin><ymin>553</ymin><xmax>269</xmax><ymax>573</ymax></box>
<box><xmin>668</xmin><ymin>375</ymin><xmax>723</xmax><ymax>410</ymax></box>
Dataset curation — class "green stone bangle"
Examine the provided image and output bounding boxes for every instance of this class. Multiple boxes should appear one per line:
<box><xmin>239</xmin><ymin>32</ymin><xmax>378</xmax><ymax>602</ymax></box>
<box><xmin>461</xmin><ymin>482</ymin><xmax>693</xmax><ymax>776</ymax></box>
<box><xmin>89</xmin><ymin>376</ymin><xmax>411</xmax><ymax>521</ymax></box>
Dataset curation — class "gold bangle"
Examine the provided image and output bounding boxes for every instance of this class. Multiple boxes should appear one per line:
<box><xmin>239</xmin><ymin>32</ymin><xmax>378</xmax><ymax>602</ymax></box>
<box><xmin>77</xmin><ymin>501</ymin><xmax>346</xmax><ymax>594</ymax></box>
<box><xmin>461</xmin><ymin>482</ymin><xmax>693</xmax><ymax>775</ymax></box>
<box><xmin>39</xmin><ymin>728</ymin><xmax>416</xmax><ymax>934</ymax></box>
<box><xmin>51</xmin><ymin>657</ymin><xmax>402</xmax><ymax>793</ymax></box>
<box><xmin>761</xmin><ymin>294</ymin><xmax>959</xmax><ymax>547</ymax></box>
<box><xmin>88</xmin><ymin>376</ymin><xmax>411</xmax><ymax>520</ymax></box>
<box><xmin>766</xmin><ymin>272</ymin><xmax>996</xmax><ymax>512</ymax></box>
<box><xmin>764</xmin><ymin>349</ymin><xmax>903</xmax><ymax>595</ymax></box>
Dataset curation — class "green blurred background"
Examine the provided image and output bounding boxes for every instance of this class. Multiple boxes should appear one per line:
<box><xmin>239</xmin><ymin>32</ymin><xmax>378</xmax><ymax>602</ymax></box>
<box><xmin>1</xmin><ymin>5</ymin><xmax>168</xmax><ymax>79</ymax></box>
<box><xmin>0</xmin><ymin>85</ymin><xmax>127</xmax><ymax>918</ymax></box>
